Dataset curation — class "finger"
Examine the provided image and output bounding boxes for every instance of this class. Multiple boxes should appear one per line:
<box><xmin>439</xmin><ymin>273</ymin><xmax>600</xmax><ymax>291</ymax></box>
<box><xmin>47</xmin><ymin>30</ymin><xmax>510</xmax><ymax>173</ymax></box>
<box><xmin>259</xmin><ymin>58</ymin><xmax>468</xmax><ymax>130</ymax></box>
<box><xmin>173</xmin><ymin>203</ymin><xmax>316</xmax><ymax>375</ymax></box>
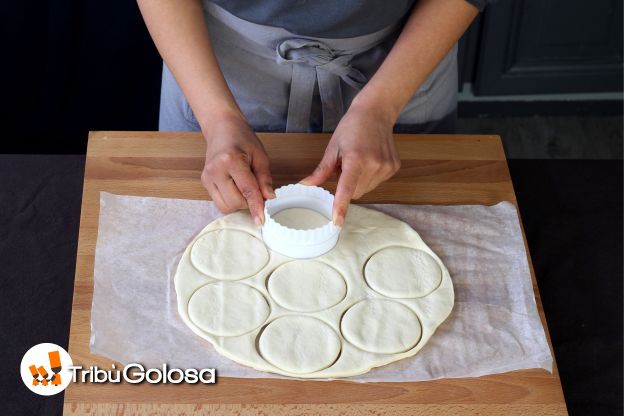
<box><xmin>205</xmin><ymin>182</ymin><xmax>231</xmax><ymax>213</ymax></box>
<box><xmin>367</xmin><ymin>158</ymin><xmax>401</xmax><ymax>193</ymax></box>
<box><xmin>300</xmin><ymin>146</ymin><xmax>338</xmax><ymax>186</ymax></box>
<box><xmin>202</xmin><ymin>171</ymin><xmax>233</xmax><ymax>212</ymax></box>
<box><xmin>357</xmin><ymin>165</ymin><xmax>387</xmax><ymax>198</ymax></box>
<box><xmin>251</xmin><ymin>149</ymin><xmax>275</xmax><ymax>200</ymax></box>
<box><xmin>229</xmin><ymin>163</ymin><xmax>265</xmax><ymax>225</ymax></box>
<box><xmin>353</xmin><ymin>175</ymin><xmax>373</xmax><ymax>200</ymax></box>
<box><xmin>332</xmin><ymin>160</ymin><xmax>361</xmax><ymax>227</ymax></box>
<box><xmin>215</xmin><ymin>177</ymin><xmax>247</xmax><ymax>211</ymax></box>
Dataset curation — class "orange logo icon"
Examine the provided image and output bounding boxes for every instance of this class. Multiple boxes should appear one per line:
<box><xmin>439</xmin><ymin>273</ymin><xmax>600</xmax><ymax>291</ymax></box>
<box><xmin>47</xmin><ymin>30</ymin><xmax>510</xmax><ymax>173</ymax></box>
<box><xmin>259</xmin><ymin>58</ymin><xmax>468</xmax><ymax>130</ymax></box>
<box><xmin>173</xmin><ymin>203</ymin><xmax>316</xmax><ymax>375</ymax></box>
<box><xmin>21</xmin><ymin>343</ymin><xmax>73</xmax><ymax>395</ymax></box>
<box><xmin>28</xmin><ymin>351</ymin><xmax>63</xmax><ymax>387</ymax></box>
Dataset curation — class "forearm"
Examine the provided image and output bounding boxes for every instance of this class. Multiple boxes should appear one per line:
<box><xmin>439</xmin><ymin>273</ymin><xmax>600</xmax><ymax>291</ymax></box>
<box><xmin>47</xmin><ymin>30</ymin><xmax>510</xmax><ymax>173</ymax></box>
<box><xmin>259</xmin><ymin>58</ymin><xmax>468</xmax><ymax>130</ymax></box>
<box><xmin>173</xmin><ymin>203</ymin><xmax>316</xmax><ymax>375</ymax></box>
<box><xmin>351</xmin><ymin>0</ymin><xmax>478</xmax><ymax>122</ymax></box>
<box><xmin>137</xmin><ymin>0</ymin><xmax>243</xmax><ymax>132</ymax></box>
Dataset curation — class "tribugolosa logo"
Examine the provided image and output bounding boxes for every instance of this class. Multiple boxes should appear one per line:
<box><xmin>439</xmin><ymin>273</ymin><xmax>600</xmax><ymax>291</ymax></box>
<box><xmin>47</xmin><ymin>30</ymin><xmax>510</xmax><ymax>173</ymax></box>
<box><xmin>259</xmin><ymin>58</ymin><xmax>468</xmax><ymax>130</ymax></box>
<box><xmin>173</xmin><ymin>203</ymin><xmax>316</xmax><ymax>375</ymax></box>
<box><xmin>20</xmin><ymin>343</ymin><xmax>73</xmax><ymax>395</ymax></box>
<box><xmin>21</xmin><ymin>342</ymin><xmax>217</xmax><ymax>393</ymax></box>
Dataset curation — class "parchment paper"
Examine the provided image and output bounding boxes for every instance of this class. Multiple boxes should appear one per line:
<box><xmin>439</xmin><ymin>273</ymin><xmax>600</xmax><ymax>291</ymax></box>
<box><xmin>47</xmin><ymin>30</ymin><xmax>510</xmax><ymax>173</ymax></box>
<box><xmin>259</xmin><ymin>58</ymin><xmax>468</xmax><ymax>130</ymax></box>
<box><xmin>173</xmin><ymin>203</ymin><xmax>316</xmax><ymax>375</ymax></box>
<box><xmin>90</xmin><ymin>192</ymin><xmax>552</xmax><ymax>382</ymax></box>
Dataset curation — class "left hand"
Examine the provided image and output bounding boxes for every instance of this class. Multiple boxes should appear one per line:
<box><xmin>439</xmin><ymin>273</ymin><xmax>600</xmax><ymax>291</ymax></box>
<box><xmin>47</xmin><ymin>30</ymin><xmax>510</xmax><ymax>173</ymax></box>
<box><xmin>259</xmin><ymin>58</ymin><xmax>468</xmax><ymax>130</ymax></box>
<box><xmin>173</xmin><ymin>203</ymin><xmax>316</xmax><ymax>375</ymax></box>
<box><xmin>300</xmin><ymin>106</ymin><xmax>401</xmax><ymax>227</ymax></box>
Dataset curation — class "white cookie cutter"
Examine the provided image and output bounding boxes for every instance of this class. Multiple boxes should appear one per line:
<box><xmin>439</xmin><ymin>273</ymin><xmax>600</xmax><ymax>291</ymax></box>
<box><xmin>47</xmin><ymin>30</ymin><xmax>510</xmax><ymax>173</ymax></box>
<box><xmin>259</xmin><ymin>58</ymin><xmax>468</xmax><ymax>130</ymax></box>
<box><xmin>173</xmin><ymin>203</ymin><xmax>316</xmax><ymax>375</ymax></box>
<box><xmin>262</xmin><ymin>184</ymin><xmax>341</xmax><ymax>259</ymax></box>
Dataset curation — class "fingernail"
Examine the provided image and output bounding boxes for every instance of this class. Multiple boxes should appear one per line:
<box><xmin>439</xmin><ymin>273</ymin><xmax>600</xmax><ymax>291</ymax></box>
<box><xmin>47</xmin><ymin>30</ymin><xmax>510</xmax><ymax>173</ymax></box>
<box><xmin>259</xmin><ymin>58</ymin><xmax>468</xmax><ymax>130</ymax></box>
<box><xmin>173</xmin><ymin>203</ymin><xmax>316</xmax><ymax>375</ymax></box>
<box><xmin>332</xmin><ymin>213</ymin><xmax>343</xmax><ymax>228</ymax></box>
<box><xmin>268</xmin><ymin>186</ymin><xmax>276</xmax><ymax>199</ymax></box>
<box><xmin>298</xmin><ymin>178</ymin><xmax>310</xmax><ymax>185</ymax></box>
<box><xmin>254</xmin><ymin>216</ymin><xmax>262</xmax><ymax>226</ymax></box>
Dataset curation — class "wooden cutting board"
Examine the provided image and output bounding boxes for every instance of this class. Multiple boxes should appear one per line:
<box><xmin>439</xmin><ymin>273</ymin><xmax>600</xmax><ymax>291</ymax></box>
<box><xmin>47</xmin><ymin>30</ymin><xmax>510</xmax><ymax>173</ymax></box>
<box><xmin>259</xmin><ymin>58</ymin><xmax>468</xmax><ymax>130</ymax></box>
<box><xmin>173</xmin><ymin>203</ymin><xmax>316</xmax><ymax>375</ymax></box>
<box><xmin>63</xmin><ymin>131</ymin><xmax>567</xmax><ymax>415</ymax></box>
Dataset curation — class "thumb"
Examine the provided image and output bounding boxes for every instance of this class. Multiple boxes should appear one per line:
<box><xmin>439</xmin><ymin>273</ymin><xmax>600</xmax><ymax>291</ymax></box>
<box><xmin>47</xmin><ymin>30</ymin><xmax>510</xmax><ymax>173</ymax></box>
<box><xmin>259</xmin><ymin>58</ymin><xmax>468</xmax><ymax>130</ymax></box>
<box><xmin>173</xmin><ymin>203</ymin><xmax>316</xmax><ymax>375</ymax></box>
<box><xmin>300</xmin><ymin>147</ymin><xmax>338</xmax><ymax>186</ymax></box>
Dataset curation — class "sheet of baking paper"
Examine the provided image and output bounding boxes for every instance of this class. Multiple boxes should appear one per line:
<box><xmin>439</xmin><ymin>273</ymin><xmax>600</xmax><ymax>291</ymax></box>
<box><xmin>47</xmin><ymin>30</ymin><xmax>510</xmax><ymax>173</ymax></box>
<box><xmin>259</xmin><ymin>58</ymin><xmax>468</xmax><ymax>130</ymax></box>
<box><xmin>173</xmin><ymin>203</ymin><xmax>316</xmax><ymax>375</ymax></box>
<box><xmin>90</xmin><ymin>192</ymin><xmax>552</xmax><ymax>382</ymax></box>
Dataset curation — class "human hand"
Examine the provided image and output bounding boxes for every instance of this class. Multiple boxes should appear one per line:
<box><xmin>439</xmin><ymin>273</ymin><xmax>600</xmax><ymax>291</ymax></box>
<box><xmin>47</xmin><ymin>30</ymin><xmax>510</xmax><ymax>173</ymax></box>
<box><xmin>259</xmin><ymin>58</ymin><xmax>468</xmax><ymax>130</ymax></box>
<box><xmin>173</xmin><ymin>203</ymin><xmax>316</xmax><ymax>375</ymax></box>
<box><xmin>300</xmin><ymin>106</ymin><xmax>400</xmax><ymax>227</ymax></box>
<box><xmin>201</xmin><ymin>114</ymin><xmax>275</xmax><ymax>225</ymax></box>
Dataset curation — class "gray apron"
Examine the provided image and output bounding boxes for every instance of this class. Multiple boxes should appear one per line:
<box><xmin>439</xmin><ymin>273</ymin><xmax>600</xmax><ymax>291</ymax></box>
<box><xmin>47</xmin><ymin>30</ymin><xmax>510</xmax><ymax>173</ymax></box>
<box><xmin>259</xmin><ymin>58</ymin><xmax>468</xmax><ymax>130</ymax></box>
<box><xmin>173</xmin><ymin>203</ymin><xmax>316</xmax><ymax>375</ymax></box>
<box><xmin>159</xmin><ymin>1</ymin><xmax>458</xmax><ymax>133</ymax></box>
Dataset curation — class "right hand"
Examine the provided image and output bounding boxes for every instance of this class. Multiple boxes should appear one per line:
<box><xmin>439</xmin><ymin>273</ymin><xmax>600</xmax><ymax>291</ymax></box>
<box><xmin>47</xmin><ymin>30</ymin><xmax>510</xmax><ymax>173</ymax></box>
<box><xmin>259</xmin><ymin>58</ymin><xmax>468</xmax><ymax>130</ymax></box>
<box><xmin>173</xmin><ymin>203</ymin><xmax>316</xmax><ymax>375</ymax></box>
<box><xmin>201</xmin><ymin>114</ymin><xmax>275</xmax><ymax>225</ymax></box>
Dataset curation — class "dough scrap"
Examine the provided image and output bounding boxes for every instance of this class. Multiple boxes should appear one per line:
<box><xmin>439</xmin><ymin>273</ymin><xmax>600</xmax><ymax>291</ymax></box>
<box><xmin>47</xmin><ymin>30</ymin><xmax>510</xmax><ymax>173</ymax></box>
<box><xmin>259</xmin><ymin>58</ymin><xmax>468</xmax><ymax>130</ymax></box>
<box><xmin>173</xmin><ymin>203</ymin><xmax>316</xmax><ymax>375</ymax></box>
<box><xmin>188</xmin><ymin>282</ymin><xmax>269</xmax><ymax>336</ymax></box>
<box><xmin>268</xmin><ymin>260</ymin><xmax>346</xmax><ymax>312</ymax></box>
<box><xmin>259</xmin><ymin>316</ymin><xmax>341</xmax><ymax>374</ymax></box>
<box><xmin>190</xmin><ymin>229</ymin><xmax>268</xmax><ymax>280</ymax></box>
<box><xmin>365</xmin><ymin>246</ymin><xmax>442</xmax><ymax>298</ymax></box>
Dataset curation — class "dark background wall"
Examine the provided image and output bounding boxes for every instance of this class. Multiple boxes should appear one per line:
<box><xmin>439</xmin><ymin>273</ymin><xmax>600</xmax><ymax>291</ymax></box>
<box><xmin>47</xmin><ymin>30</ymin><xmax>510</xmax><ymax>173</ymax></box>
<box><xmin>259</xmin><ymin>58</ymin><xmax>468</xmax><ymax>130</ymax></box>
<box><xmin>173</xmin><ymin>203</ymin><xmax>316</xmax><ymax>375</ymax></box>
<box><xmin>463</xmin><ymin>0</ymin><xmax>622</xmax><ymax>95</ymax></box>
<box><xmin>3</xmin><ymin>0</ymin><xmax>622</xmax><ymax>153</ymax></box>
<box><xmin>3</xmin><ymin>0</ymin><xmax>162</xmax><ymax>153</ymax></box>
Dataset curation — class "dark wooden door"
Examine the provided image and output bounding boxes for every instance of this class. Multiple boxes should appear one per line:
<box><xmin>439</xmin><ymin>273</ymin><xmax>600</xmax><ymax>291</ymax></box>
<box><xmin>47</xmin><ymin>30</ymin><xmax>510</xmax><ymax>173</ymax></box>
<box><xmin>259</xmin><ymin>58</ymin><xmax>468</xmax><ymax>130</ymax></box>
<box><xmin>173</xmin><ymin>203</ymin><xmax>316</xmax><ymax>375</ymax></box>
<box><xmin>472</xmin><ymin>0</ymin><xmax>623</xmax><ymax>95</ymax></box>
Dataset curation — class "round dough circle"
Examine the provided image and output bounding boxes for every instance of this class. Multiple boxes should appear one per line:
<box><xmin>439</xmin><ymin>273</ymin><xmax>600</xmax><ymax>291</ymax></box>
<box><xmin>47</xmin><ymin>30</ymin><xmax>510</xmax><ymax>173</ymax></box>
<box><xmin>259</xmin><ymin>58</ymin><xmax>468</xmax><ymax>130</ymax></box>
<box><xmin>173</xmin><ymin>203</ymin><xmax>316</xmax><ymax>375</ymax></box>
<box><xmin>268</xmin><ymin>261</ymin><xmax>346</xmax><ymax>312</ymax></box>
<box><xmin>259</xmin><ymin>316</ymin><xmax>341</xmax><ymax>374</ymax></box>
<box><xmin>341</xmin><ymin>300</ymin><xmax>422</xmax><ymax>354</ymax></box>
<box><xmin>365</xmin><ymin>246</ymin><xmax>442</xmax><ymax>298</ymax></box>
<box><xmin>190</xmin><ymin>229</ymin><xmax>269</xmax><ymax>280</ymax></box>
<box><xmin>188</xmin><ymin>282</ymin><xmax>270</xmax><ymax>336</ymax></box>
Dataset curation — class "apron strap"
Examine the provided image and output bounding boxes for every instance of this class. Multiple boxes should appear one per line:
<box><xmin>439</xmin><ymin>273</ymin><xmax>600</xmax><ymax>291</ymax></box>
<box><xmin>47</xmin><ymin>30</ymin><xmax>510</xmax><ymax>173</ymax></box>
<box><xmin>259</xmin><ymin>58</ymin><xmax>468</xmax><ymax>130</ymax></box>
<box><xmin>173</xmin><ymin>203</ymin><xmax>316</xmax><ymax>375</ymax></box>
<box><xmin>276</xmin><ymin>39</ymin><xmax>366</xmax><ymax>132</ymax></box>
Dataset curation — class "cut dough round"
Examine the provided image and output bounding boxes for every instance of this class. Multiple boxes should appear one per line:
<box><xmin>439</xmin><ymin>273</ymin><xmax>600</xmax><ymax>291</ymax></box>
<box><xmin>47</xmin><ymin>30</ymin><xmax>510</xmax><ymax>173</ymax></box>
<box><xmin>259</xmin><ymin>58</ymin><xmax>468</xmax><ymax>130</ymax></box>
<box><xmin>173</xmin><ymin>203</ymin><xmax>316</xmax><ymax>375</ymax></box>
<box><xmin>259</xmin><ymin>316</ymin><xmax>341</xmax><ymax>374</ymax></box>
<box><xmin>341</xmin><ymin>299</ymin><xmax>422</xmax><ymax>354</ymax></box>
<box><xmin>190</xmin><ymin>229</ymin><xmax>269</xmax><ymax>280</ymax></box>
<box><xmin>365</xmin><ymin>246</ymin><xmax>442</xmax><ymax>298</ymax></box>
<box><xmin>268</xmin><ymin>261</ymin><xmax>346</xmax><ymax>312</ymax></box>
<box><xmin>188</xmin><ymin>282</ymin><xmax>269</xmax><ymax>336</ymax></box>
<box><xmin>271</xmin><ymin>208</ymin><xmax>330</xmax><ymax>230</ymax></box>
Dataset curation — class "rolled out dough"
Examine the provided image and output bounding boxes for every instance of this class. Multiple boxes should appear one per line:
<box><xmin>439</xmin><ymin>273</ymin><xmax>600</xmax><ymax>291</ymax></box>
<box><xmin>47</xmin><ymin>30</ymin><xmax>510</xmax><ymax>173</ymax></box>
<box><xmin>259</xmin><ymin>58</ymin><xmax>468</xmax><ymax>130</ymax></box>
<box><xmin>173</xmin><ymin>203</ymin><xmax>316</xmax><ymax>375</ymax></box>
<box><xmin>341</xmin><ymin>299</ymin><xmax>422</xmax><ymax>354</ymax></box>
<box><xmin>365</xmin><ymin>247</ymin><xmax>442</xmax><ymax>298</ymax></box>
<box><xmin>188</xmin><ymin>282</ymin><xmax>270</xmax><ymax>336</ymax></box>
<box><xmin>259</xmin><ymin>316</ymin><xmax>341</xmax><ymax>374</ymax></box>
<box><xmin>190</xmin><ymin>229</ymin><xmax>268</xmax><ymax>280</ymax></box>
<box><xmin>174</xmin><ymin>205</ymin><xmax>454</xmax><ymax>378</ymax></box>
<box><xmin>267</xmin><ymin>260</ymin><xmax>346</xmax><ymax>312</ymax></box>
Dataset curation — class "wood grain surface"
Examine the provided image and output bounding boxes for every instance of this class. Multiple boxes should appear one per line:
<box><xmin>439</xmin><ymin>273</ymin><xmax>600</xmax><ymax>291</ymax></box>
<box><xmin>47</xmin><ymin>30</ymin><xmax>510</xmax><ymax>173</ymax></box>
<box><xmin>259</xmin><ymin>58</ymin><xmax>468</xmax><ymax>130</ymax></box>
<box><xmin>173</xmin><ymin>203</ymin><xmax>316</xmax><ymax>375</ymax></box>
<box><xmin>64</xmin><ymin>131</ymin><xmax>567</xmax><ymax>415</ymax></box>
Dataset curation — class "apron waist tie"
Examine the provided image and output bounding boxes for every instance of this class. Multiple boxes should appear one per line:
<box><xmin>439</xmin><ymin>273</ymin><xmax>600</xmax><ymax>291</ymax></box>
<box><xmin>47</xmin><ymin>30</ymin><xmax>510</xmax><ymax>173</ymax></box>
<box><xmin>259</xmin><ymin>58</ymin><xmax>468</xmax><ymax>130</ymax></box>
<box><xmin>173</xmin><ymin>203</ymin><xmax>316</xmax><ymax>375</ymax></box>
<box><xmin>202</xmin><ymin>1</ymin><xmax>399</xmax><ymax>133</ymax></box>
<box><xmin>276</xmin><ymin>39</ymin><xmax>367</xmax><ymax>132</ymax></box>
